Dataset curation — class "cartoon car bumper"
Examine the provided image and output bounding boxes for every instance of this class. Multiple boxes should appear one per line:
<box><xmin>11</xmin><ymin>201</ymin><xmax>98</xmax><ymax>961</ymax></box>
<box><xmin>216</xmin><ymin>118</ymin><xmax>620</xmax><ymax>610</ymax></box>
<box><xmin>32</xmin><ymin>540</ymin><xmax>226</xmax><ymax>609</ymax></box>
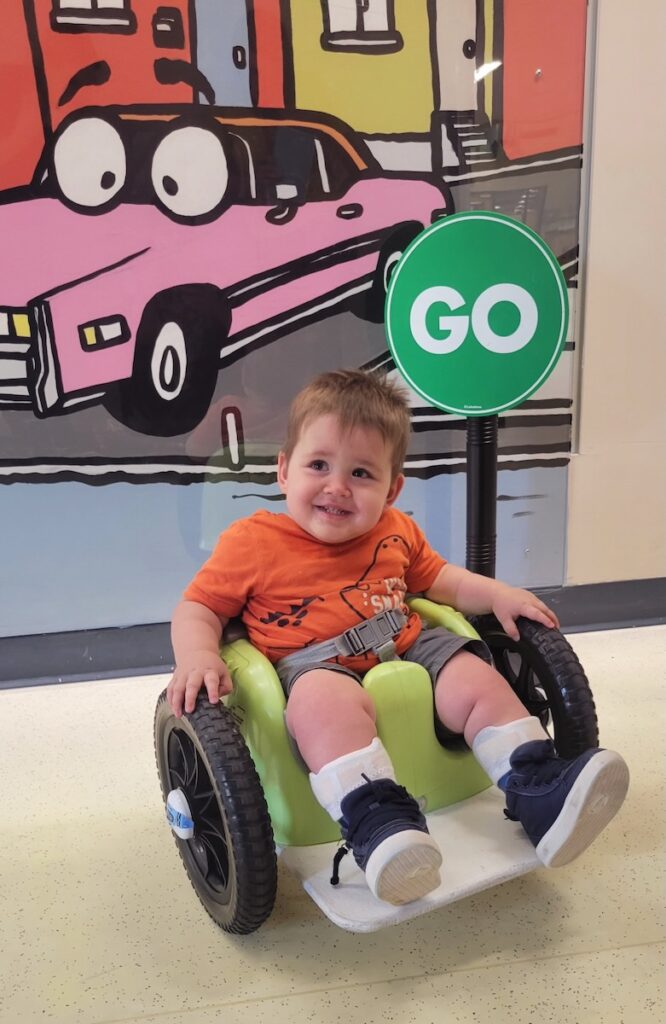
<box><xmin>0</xmin><ymin>297</ymin><xmax>136</xmax><ymax>414</ymax></box>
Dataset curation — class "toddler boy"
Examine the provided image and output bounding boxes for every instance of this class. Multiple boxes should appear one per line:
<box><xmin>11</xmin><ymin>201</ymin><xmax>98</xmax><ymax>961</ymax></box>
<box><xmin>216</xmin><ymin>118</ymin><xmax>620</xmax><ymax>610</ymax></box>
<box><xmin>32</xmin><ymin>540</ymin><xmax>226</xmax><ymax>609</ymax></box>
<box><xmin>168</xmin><ymin>370</ymin><xmax>629</xmax><ymax>905</ymax></box>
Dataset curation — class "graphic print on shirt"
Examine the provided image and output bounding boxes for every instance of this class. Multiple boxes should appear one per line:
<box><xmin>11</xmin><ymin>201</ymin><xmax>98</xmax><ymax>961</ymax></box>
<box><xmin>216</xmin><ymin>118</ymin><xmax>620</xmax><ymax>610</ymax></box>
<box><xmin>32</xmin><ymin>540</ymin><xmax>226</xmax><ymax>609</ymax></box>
<box><xmin>258</xmin><ymin>595</ymin><xmax>324</xmax><ymax>629</ymax></box>
<box><xmin>340</xmin><ymin>534</ymin><xmax>410</xmax><ymax>622</ymax></box>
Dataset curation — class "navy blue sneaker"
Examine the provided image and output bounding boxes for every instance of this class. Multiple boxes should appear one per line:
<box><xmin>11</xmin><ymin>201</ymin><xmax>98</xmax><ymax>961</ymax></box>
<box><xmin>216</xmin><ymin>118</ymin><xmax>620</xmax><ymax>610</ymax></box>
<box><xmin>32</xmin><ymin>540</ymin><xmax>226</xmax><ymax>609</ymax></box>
<box><xmin>501</xmin><ymin>740</ymin><xmax>630</xmax><ymax>867</ymax></box>
<box><xmin>335</xmin><ymin>778</ymin><xmax>442</xmax><ymax>905</ymax></box>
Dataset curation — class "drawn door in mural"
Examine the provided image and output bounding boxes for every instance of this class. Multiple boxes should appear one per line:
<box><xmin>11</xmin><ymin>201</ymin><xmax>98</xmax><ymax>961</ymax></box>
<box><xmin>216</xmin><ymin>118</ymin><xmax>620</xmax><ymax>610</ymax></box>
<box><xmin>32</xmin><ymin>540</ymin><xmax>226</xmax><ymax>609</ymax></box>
<box><xmin>194</xmin><ymin>0</ymin><xmax>253</xmax><ymax>106</ymax></box>
<box><xmin>435</xmin><ymin>0</ymin><xmax>478</xmax><ymax>113</ymax></box>
<box><xmin>501</xmin><ymin>0</ymin><xmax>587</xmax><ymax>159</ymax></box>
<box><xmin>433</xmin><ymin>0</ymin><xmax>495</xmax><ymax>171</ymax></box>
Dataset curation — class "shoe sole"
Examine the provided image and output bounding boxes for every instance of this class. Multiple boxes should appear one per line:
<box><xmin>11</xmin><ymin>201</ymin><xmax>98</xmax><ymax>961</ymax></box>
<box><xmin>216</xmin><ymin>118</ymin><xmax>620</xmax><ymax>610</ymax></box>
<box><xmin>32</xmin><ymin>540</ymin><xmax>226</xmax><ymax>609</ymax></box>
<box><xmin>365</xmin><ymin>831</ymin><xmax>443</xmax><ymax>905</ymax></box>
<box><xmin>536</xmin><ymin>750</ymin><xmax>630</xmax><ymax>868</ymax></box>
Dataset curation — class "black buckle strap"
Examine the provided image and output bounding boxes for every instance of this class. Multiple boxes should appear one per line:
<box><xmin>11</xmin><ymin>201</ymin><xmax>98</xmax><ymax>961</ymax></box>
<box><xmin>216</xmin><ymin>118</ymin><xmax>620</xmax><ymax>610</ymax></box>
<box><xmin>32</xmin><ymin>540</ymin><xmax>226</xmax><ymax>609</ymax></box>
<box><xmin>337</xmin><ymin>609</ymin><xmax>405</xmax><ymax>661</ymax></box>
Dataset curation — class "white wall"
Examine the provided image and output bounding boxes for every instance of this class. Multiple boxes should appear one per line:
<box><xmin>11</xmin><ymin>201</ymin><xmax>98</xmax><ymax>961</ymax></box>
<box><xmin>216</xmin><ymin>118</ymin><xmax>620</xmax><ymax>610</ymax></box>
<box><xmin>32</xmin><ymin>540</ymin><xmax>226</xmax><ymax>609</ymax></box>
<box><xmin>567</xmin><ymin>0</ymin><xmax>666</xmax><ymax>584</ymax></box>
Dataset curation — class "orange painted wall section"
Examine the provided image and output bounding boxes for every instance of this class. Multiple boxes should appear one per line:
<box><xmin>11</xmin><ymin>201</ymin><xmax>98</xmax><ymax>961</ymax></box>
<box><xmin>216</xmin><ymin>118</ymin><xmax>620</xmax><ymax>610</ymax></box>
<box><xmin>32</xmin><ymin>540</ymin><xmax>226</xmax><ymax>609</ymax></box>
<box><xmin>32</xmin><ymin>0</ymin><xmax>193</xmax><ymax>128</ymax></box>
<box><xmin>502</xmin><ymin>0</ymin><xmax>587</xmax><ymax>160</ymax></box>
<box><xmin>0</xmin><ymin>7</ymin><xmax>45</xmax><ymax>190</ymax></box>
<box><xmin>254</xmin><ymin>0</ymin><xmax>286</xmax><ymax>108</ymax></box>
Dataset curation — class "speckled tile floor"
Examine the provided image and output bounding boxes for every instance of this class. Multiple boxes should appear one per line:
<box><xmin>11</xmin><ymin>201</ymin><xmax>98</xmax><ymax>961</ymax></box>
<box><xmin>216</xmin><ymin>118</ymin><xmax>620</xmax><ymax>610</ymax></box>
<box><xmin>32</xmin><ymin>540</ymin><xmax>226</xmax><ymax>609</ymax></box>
<box><xmin>0</xmin><ymin>626</ymin><xmax>664</xmax><ymax>1024</ymax></box>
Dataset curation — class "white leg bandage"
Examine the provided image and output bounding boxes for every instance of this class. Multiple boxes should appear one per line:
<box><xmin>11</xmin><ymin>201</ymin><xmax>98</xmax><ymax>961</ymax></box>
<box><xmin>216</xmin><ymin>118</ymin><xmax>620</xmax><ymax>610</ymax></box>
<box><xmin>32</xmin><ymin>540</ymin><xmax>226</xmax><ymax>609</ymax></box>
<box><xmin>472</xmin><ymin>716</ymin><xmax>550</xmax><ymax>785</ymax></box>
<box><xmin>309</xmin><ymin>738</ymin><xmax>396</xmax><ymax>821</ymax></box>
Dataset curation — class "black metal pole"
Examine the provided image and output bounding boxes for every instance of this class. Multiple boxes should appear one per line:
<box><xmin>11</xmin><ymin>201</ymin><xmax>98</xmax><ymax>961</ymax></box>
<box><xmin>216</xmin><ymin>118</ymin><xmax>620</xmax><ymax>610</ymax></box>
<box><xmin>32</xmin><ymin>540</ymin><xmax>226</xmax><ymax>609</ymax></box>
<box><xmin>466</xmin><ymin>415</ymin><xmax>498</xmax><ymax>578</ymax></box>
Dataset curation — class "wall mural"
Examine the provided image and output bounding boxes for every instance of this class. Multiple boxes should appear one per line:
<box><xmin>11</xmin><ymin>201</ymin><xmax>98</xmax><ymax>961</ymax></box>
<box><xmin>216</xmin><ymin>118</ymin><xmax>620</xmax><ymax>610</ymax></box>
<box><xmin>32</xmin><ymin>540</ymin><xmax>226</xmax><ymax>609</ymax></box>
<box><xmin>0</xmin><ymin>1</ymin><xmax>587</xmax><ymax>527</ymax></box>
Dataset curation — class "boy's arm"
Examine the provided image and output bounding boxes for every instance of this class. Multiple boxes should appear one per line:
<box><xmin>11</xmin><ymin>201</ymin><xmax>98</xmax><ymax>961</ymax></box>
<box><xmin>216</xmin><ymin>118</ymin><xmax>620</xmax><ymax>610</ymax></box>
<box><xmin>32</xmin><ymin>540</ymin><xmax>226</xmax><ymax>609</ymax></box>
<box><xmin>168</xmin><ymin>600</ymin><xmax>232</xmax><ymax>718</ymax></box>
<box><xmin>424</xmin><ymin>563</ymin><xmax>559</xmax><ymax>641</ymax></box>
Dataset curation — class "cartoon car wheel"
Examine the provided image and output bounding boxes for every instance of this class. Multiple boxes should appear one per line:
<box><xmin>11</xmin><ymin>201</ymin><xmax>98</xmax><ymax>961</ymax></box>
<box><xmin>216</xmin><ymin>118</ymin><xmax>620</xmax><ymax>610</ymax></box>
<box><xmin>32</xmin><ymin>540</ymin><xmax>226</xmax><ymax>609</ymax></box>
<box><xmin>472</xmin><ymin>615</ymin><xmax>600</xmax><ymax>758</ymax></box>
<box><xmin>352</xmin><ymin>223</ymin><xmax>423</xmax><ymax>323</ymax></box>
<box><xmin>103</xmin><ymin>285</ymin><xmax>229</xmax><ymax>436</ymax></box>
<box><xmin>154</xmin><ymin>691</ymin><xmax>277</xmax><ymax>934</ymax></box>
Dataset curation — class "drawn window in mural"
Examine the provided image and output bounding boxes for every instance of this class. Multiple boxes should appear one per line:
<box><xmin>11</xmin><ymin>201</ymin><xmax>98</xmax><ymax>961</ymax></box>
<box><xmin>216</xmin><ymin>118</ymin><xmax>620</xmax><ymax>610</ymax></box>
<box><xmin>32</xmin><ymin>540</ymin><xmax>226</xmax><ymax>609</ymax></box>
<box><xmin>51</xmin><ymin>0</ymin><xmax>136</xmax><ymax>35</ymax></box>
<box><xmin>152</xmin><ymin>7</ymin><xmax>185</xmax><ymax>50</ymax></box>
<box><xmin>321</xmin><ymin>0</ymin><xmax>403</xmax><ymax>54</ymax></box>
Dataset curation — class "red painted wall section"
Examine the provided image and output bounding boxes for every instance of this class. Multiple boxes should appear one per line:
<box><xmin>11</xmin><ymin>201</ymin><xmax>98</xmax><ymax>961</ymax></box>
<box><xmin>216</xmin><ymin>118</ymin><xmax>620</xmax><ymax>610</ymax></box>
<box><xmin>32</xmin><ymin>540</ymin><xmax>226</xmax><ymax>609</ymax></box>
<box><xmin>0</xmin><ymin>7</ymin><xmax>46</xmax><ymax>190</ymax></box>
<box><xmin>32</xmin><ymin>0</ymin><xmax>193</xmax><ymax>129</ymax></box>
<box><xmin>253</xmin><ymin>0</ymin><xmax>285</xmax><ymax>108</ymax></box>
<box><xmin>502</xmin><ymin>0</ymin><xmax>587</xmax><ymax>160</ymax></box>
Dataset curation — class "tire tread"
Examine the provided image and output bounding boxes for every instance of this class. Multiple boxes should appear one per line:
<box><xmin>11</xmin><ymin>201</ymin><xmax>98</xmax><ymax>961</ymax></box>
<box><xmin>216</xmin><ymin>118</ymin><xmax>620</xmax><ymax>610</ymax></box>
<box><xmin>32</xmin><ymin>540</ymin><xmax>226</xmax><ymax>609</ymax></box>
<box><xmin>471</xmin><ymin>614</ymin><xmax>599</xmax><ymax>757</ymax></box>
<box><xmin>154</xmin><ymin>691</ymin><xmax>277</xmax><ymax>934</ymax></box>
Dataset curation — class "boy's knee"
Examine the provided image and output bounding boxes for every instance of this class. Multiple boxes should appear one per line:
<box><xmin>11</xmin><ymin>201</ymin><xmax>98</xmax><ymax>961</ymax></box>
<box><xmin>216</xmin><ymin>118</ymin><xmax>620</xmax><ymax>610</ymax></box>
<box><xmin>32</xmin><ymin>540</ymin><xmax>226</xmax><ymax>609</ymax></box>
<box><xmin>437</xmin><ymin>648</ymin><xmax>484</xmax><ymax>679</ymax></box>
<box><xmin>286</xmin><ymin>670</ymin><xmax>374</xmax><ymax>733</ymax></box>
<box><xmin>435</xmin><ymin>649</ymin><xmax>505</xmax><ymax>695</ymax></box>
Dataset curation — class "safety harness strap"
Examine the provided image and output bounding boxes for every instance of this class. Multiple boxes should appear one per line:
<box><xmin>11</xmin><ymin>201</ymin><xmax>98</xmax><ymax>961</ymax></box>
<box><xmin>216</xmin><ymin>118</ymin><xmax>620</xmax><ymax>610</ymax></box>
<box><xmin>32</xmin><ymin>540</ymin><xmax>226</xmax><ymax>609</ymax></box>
<box><xmin>276</xmin><ymin>608</ymin><xmax>407</xmax><ymax>675</ymax></box>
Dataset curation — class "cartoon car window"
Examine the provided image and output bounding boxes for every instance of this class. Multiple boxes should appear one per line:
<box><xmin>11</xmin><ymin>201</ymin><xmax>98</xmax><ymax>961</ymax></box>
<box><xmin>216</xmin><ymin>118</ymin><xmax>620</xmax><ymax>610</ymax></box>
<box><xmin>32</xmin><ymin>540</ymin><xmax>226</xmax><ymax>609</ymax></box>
<box><xmin>271</xmin><ymin>126</ymin><xmax>318</xmax><ymax>203</ymax></box>
<box><xmin>314</xmin><ymin>133</ymin><xmax>360</xmax><ymax>197</ymax></box>
<box><xmin>52</xmin><ymin>117</ymin><xmax>127</xmax><ymax>210</ymax></box>
<box><xmin>313</xmin><ymin>138</ymin><xmax>332</xmax><ymax>195</ymax></box>
<box><xmin>151</xmin><ymin>126</ymin><xmax>229</xmax><ymax>219</ymax></box>
<box><xmin>226</xmin><ymin>132</ymin><xmax>257</xmax><ymax>200</ymax></box>
<box><xmin>229</xmin><ymin>125</ymin><xmax>358</xmax><ymax>207</ymax></box>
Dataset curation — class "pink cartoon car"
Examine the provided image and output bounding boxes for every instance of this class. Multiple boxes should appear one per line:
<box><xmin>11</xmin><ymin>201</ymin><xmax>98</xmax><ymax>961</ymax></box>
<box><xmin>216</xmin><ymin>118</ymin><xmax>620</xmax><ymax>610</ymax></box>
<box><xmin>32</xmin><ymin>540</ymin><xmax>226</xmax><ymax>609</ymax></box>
<box><xmin>0</xmin><ymin>105</ymin><xmax>451</xmax><ymax>436</ymax></box>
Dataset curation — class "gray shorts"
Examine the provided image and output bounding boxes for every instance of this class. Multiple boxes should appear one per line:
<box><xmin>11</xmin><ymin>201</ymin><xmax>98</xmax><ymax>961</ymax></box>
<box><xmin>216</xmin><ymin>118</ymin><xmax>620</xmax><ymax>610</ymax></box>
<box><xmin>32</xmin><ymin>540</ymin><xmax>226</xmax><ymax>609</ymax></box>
<box><xmin>277</xmin><ymin>625</ymin><xmax>492</xmax><ymax>698</ymax></box>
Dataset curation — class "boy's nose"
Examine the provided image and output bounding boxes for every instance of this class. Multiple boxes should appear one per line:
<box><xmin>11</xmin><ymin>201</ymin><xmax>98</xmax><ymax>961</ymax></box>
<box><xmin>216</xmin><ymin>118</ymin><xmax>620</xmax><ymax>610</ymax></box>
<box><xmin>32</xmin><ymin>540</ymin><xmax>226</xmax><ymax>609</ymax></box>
<box><xmin>324</xmin><ymin>475</ymin><xmax>351</xmax><ymax>496</ymax></box>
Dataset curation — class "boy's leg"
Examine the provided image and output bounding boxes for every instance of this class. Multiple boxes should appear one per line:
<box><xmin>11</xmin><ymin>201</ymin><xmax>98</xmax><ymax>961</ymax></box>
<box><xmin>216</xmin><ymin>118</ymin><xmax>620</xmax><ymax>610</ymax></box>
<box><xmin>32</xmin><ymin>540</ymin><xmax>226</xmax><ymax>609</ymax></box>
<box><xmin>433</xmin><ymin>649</ymin><xmax>629</xmax><ymax>867</ymax></box>
<box><xmin>432</xmin><ymin>649</ymin><xmax>533</xmax><ymax>745</ymax></box>
<box><xmin>285</xmin><ymin>667</ymin><xmax>377</xmax><ymax>772</ymax></box>
<box><xmin>286</xmin><ymin>668</ymin><xmax>442</xmax><ymax>904</ymax></box>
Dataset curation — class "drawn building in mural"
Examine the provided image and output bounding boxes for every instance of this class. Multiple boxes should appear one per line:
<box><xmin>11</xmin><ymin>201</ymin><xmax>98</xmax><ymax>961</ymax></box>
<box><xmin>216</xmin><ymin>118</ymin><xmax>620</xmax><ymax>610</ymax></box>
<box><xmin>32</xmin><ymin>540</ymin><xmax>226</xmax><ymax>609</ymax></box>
<box><xmin>1</xmin><ymin>0</ymin><xmax>588</xmax><ymax>601</ymax></box>
<box><xmin>193</xmin><ymin>0</ymin><xmax>291</xmax><ymax>108</ymax></box>
<box><xmin>0</xmin><ymin>0</ymin><xmax>194</xmax><ymax>192</ymax></box>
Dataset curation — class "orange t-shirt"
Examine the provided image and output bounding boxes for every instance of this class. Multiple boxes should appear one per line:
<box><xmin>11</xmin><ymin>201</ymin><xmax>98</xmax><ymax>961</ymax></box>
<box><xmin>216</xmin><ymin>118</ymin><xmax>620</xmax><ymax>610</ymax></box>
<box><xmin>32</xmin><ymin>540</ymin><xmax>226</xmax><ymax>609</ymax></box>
<box><xmin>183</xmin><ymin>507</ymin><xmax>446</xmax><ymax>673</ymax></box>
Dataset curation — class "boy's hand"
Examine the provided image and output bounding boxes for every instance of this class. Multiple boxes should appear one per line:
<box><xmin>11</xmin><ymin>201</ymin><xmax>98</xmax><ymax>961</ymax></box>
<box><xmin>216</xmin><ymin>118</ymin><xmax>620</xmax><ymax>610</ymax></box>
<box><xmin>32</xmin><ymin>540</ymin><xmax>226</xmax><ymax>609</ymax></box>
<box><xmin>491</xmin><ymin>586</ymin><xmax>560</xmax><ymax>641</ymax></box>
<box><xmin>167</xmin><ymin>651</ymin><xmax>232</xmax><ymax>718</ymax></box>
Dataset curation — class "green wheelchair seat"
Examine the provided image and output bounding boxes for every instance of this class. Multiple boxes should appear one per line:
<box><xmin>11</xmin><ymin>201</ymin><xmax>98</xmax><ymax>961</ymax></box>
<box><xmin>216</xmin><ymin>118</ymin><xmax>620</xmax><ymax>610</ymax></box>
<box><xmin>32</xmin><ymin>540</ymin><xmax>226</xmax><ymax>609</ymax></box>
<box><xmin>222</xmin><ymin>598</ymin><xmax>491</xmax><ymax>847</ymax></box>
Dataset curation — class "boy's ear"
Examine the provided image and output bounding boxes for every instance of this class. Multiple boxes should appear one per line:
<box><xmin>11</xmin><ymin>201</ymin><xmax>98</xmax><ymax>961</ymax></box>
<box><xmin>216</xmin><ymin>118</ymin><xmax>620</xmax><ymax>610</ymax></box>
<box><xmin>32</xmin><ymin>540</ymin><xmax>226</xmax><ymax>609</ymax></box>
<box><xmin>385</xmin><ymin>473</ymin><xmax>405</xmax><ymax>506</ymax></box>
<box><xmin>277</xmin><ymin>450</ymin><xmax>288</xmax><ymax>493</ymax></box>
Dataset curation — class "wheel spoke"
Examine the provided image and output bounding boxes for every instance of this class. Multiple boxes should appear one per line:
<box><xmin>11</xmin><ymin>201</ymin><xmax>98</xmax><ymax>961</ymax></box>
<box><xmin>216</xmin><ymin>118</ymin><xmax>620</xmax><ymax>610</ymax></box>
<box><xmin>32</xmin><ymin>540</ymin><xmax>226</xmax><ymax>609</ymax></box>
<box><xmin>200</xmin><ymin>834</ymin><xmax>229</xmax><ymax>887</ymax></box>
<box><xmin>191</xmin><ymin>749</ymin><xmax>200</xmax><ymax>791</ymax></box>
<box><xmin>495</xmin><ymin>646</ymin><xmax>517</xmax><ymax>686</ymax></box>
<box><xmin>199</xmin><ymin>815</ymin><xmax>227</xmax><ymax>841</ymax></box>
<box><xmin>169</xmin><ymin>766</ymin><xmax>186</xmax><ymax>789</ymax></box>
<box><xmin>192</xmin><ymin>786</ymin><xmax>214</xmax><ymax>801</ymax></box>
<box><xmin>180</xmin><ymin>739</ymin><xmax>198</xmax><ymax>789</ymax></box>
<box><xmin>172</xmin><ymin>731</ymin><xmax>189</xmax><ymax>776</ymax></box>
<box><xmin>190</xmin><ymin>790</ymin><xmax>215</xmax><ymax>818</ymax></box>
<box><xmin>516</xmin><ymin>658</ymin><xmax>533</xmax><ymax>697</ymax></box>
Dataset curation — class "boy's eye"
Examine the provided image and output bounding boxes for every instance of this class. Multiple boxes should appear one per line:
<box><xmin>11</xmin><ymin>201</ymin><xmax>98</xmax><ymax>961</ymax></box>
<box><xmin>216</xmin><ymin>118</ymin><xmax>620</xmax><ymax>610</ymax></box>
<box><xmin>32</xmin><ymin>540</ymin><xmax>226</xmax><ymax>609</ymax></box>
<box><xmin>352</xmin><ymin>467</ymin><xmax>371</xmax><ymax>479</ymax></box>
<box><xmin>309</xmin><ymin>460</ymin><xmax>327</xmax><ymax>471</ymax></box>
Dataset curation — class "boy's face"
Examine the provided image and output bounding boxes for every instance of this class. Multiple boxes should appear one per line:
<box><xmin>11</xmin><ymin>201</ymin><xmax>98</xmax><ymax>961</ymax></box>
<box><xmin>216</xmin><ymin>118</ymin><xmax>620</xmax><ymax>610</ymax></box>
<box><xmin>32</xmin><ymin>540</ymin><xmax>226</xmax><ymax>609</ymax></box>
<box><xmin>277</xmin><ymin>414</ymin><xmax>404</xmax><ymax>544</ymax></box>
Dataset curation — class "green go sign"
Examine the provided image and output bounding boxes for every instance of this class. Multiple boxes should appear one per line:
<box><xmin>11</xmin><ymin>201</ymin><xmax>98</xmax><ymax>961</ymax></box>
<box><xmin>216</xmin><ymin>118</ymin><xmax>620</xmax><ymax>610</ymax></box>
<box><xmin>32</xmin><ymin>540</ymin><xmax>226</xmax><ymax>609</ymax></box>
<box><xmin>385</xmin><ymin>212</ymin><xmax>568</xmax><ymax>416</ymax></box>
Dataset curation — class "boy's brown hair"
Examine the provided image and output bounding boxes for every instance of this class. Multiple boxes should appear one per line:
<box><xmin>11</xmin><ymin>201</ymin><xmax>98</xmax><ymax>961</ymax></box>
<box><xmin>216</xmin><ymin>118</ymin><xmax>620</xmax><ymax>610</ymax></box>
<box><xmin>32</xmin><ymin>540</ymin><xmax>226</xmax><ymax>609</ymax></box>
<box><xmin>282</xmin><ymin>369</ymin><xmax>411</xmax><ymax>479</ymax></box>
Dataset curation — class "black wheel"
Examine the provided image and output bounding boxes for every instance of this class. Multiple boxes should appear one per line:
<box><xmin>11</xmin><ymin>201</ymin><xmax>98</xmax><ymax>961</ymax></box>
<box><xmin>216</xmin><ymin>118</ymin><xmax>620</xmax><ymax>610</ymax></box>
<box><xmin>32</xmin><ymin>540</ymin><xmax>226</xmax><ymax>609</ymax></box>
<box><xmin>103</xmin><ymin>285</ymin><xmax>229</xmax><ymax>436</ymax></box>
<box><xmin>471</xmin><ymin>615</ymin><xmax>599</xmax><ymax>758</ymax></box>
<box><xmin>351</xmin><ymin>223</ymin><xmax>422</xmax><ymax>323</ymax></box>
<box><xmin>154</xmin><ymin>690</ymin><xmax>277</xmax><ymax>934</ymax></box>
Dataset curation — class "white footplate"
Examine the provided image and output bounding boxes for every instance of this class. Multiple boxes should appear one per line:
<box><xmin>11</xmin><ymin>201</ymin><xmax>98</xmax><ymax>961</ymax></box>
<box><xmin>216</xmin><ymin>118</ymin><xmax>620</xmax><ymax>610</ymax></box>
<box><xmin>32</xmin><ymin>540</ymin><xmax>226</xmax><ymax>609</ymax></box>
<box><xmin>280</xmin><ymin>788</ymin><xmax>540</xmax><ymax>932</ymax></box>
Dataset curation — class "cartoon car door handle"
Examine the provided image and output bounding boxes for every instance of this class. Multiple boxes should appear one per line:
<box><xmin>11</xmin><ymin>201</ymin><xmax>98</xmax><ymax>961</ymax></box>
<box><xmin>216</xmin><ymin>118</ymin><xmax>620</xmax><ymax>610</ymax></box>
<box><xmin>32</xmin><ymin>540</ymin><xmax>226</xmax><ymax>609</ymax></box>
<box><xmin>336</xmin><ymin>203</ymin><xmax>363</xmax><ymax>220</ymax></box>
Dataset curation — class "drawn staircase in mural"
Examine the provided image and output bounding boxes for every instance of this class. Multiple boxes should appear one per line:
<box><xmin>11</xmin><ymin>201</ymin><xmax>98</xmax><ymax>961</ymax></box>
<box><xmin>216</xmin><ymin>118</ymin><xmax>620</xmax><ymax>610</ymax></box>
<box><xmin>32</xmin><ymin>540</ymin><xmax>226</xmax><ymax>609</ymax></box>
<box><xmin>441</xmin><ymin>111</ymin><xmax>499</xmax><ymax>174</ymax></box>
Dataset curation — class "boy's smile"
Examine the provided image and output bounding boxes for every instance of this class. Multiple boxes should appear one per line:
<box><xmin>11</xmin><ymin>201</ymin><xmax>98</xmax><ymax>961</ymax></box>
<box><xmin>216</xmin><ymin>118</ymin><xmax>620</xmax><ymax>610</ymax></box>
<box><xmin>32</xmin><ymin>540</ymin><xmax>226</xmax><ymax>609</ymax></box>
<box><xmin>278</xmin><ymin>414</ymin><xmax>404</xmax><ymax>544</ymax></box>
